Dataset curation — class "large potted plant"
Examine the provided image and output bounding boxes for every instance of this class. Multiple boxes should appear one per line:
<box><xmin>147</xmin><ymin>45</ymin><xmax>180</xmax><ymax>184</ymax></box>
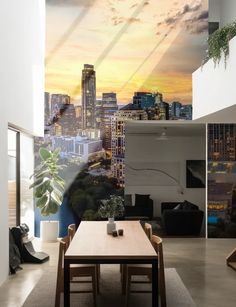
<box><xmin>98</xmin><ymin>195</ymin><xmax>124</xmax><ymax>234</ymax></box>
<box><xmin>30</xmin><ymin>147</ymin><xmax>65</xmax><ymax>241</ymax></box>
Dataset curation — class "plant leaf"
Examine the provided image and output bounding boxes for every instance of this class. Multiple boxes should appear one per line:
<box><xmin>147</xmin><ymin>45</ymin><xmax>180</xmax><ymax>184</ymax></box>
<box><xmin>39</xmin><ymin>148</ymin><xmax>51</xmax><ymax>161</ymax></box>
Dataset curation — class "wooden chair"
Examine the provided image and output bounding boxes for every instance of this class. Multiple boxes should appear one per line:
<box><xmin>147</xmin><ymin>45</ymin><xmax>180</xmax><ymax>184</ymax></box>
<box><xmin>226</xmin><ymin>247</ymin><xmax>236</xmax><ymax>271</ymax></box>
<box><xmin>121</xmin><ymin>222</ymin><xmax>153</xmax><ymax>294</ymax></box>
<box><xmin>55</xmin><ymin>236</ymin><xmax>98</xmax><ymax>307</ymax></box>
<box><xmin>67</xmin><ymin>224</ymin><xmax>101</xmax><ymax>282</ymax></box>
<box><xmin>144</xmin><ymin>222</ymin><xmax>152</xmax><ymax>240</ymax></box>
<box><xmin>68</xmin><ymin>224</ymin><xmax>76</xmax><ymax>243</ymax></box>
<box><xmin>125</xmin><ymin>235</ymin><xmax>166</xmax><ymax>307</ymax></box>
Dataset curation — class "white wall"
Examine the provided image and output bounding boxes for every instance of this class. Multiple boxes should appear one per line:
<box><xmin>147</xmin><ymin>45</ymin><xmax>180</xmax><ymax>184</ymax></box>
<box><xmin>209</xmin><ymin>0</ymin><xmax>236</xmax><ymax>26</ymax></box>
<box><xmin>220</xmin><ymin>0</ymin><xmax>236</xmax><ymax>27</ymax></box>
<box><xmin>0</xmin><ymin>0</ymin><xmax>45</xmax><ymax>286</ymax></box>
<box><xmin>125</xmin><ymin>134</ymin><xmax>206</xmax><ymax>223</ymax></box>
<box><xmin>192</xmin><ymin>36</ymin><xmax>236</xmax><ymax>120</ymax></box>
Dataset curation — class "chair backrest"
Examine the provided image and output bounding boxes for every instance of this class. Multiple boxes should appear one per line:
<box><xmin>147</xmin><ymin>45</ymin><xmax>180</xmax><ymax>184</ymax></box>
<box><xmin>144</xmin><ymin>223</ymin><xmax>152</xmax><ymax>240</ymax></box>
<box><xmin>151</xmin><ymin>235</ymin><xmax>166</xmax><ymax>307</ymax></box>
<box><xmin>55</xmin><ymin>236</ymin><xmax>70</xmax><ymax>307</ymax></box>
<box><xmin>68</xmin><ymin>224</ymin><xmax>76</xmax><ymax>243</ymax></box>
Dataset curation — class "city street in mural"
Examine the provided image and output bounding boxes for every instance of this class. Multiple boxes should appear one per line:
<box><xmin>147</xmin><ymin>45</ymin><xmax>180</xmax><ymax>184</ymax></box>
<box><xmin>35</xmin><ymin>0</ymin><xmax>208</xmax><ymax>220</ymax></box>
<box><xmin>208</xmin><ymin>124</ymin><xmax>236</xmax><ymax>238</ymax></box>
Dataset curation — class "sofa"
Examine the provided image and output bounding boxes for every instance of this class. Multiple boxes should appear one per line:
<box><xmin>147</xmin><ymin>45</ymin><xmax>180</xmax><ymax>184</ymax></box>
<box><xmin>161</xmin><ymin>201</ymin><xmax>204</xmax><ymax>236</ymax></box>
<box><xmin>124</xmin><ymin>194</ymin><xmax>153</xmax><ymax>220</ymax></box>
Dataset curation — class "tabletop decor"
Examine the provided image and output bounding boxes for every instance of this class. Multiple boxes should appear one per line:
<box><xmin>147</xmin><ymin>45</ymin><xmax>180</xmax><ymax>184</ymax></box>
<box><xmin>98</xmin><ymin>195</ymin><xmax>124</xmax><ymax>234</ymax></box>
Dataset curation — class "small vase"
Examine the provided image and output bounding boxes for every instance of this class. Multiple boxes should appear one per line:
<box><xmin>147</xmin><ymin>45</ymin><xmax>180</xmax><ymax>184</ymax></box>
<box><xmin>107</xmin><ymin>217</ymin><xmax>116</xmax><ymax>234</ymax></box>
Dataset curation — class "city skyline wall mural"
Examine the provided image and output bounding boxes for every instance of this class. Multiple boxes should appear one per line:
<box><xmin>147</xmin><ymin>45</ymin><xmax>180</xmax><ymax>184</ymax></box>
<box><xmin>35</xmin><ymin>0</ymin><xmax>209</xmax><ymax>228</ymax></box>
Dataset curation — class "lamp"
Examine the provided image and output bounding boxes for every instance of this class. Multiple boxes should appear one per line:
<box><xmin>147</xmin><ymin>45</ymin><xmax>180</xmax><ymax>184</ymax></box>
<box><xmin>155</xmin><ymin>127</ymin><xmax>168</xmax><ymax>141</ymax></box>
<box><xmin>126</xmin><ymin>164</ymin><xmax>184</xmax><ymax>195</ymax></box>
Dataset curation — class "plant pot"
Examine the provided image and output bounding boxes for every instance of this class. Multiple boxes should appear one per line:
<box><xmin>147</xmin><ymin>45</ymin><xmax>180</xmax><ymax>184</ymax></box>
<box><xmin>40</xmin><ymin>220</ymin><xmax>59</xmax><ymax>242</ymax></box>
<box><xmin>107</xmin><ymin>218</ymin><xmax>116</xmax><ymax>234</ymax></box>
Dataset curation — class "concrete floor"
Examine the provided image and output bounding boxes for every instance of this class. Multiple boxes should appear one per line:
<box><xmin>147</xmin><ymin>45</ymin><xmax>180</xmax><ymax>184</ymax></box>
<box><xmin>0</xmin><ymin>238</ymin><xmax>236</xmax><ymax>307</ymax></box>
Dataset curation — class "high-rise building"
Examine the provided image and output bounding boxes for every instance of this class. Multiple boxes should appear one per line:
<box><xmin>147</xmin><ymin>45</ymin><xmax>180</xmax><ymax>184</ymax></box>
<box><xmin>180</xmin><ymin>104</ymin><xmax>192</xmax><ymax>120</ymax></box>
<box><xmin>51</xmin><ymin>94</ymin><xmax>70</xmax><ymax>116</ymax></box>
<box><xmin>156</xmin><ymin>101</ymin><xmax>169</xmax><ymax>120</ymax></box>
<box><xmin>44</xmin><ymin>92</ymin><xmax>50</xmax><ymax>125</ymax></box>
<box><xmin>81</xmin><ymin>64</ymin><xmax>96</xmax><ymax>129</ymax></box>
<box><xmin>100</xmin><ymin>93</ymin><xmax>118</xmax><ymax>151</ymax></box>
<box><xmin>170</xmin><ymin>101</ymin><xmax>182</xmax><ymax>118</ymax></box>
<box><xmin>208</xmin><ymin>124</ymin><xmax>236</xmax><ymax>161</ymax></box>
<box><xmin>111</xmin><ymin>104</ymin><xmax>148</xmax><ymax>186</ymax></box>
<box><xmin>133</xmin><ymin>92</ymin><xmax>155</xmax><ymax>109</ymax></box>
<box><xmin>57</xmin><ymin>103</ymin><xmax>77</xmax><ymax>136</ymax></box>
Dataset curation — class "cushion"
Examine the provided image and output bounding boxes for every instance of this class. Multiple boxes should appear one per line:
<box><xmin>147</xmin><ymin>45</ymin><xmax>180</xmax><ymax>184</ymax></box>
<box><xmin>183</xmin><ymin>200</ymin><xmax>199</xmax><ymax>210</ymax></box>
<box><xmin>173</xmin><ymin>203</ymin><xmax>183</xmax><ymax>210</ymax></box>
<box><xmin>124</xmin><ymin>194</ymin><xmax>132</xmax><ymax>206</ymax></box>
<box><xmin>135</xmin><ymin>194</ymin><xmax>150</xmax><ymax>207</ymax></box>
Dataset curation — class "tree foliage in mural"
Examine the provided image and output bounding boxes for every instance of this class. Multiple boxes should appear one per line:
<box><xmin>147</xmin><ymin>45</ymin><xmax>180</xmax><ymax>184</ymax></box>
<box><xmin>67</xmin><ymin>169</ymin><xmax>124</xmax><ymax>220</ymax></box>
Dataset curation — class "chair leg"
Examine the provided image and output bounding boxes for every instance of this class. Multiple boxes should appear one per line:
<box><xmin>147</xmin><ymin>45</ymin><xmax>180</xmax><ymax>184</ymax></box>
<box><xmin>122</xmin><ymin>264</ymin><xmax>127</xmax><ymax>295</ymax></box>
<box><xmin>96</xmin><ymin>266</ymin><xmax>100</xmax><ymax>294</ymax></box>
<box><xmin>126</xmin><ymin>272</ymin><xmax>131</xmax><ymax>307</ymax></box>
<box><xmin>92</xmin><ymin>270</ymin><xmax>97</xmax><ymax>307</ymax></box>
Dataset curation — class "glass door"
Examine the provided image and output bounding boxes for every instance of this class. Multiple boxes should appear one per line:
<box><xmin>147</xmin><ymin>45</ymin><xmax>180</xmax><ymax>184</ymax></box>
<box><xmin>8</xmin><ymin>129</ymin><xmax>19</xmax><ymax>227</ymax></box>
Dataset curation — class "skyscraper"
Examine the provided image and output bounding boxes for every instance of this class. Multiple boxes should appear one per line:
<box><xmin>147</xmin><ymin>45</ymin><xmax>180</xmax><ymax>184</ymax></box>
<box><xmin>81</xmin><ymin>64</ymin><xmax>96</xmax><ymax>129</ymax></box>
<box><xmin>100</xmin><ymin>93</ymin><xmax>118</xmax><ymax>151</ymax></box>
<box><xmin>208</xmin><ymin>124</ymin><xmax>236</xmax><ymax>161</ymax></box>
<box><xmin>111</xmin><ymin>104</ymin><xmax>148</xmax><ymax>186</ymax></box>
<box><xmin>170</xmin><ymin>101</ymin><xmax>182</xmax><ymax>118</ymax></box>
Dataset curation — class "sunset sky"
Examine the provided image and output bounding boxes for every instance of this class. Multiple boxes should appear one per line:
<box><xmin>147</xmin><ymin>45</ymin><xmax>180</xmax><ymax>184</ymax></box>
<box><xmin>45</xmin><ymin>0</ymin><xmax>208</xmax><ymax>104</ymax></box>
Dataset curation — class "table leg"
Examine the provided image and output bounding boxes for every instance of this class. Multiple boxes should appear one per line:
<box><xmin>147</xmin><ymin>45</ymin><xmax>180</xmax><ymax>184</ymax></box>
<box><xmin>64</xmin><ymin>259</ymin><xmax>70</xmax><ymax>307</ymax></box>
<box><xmin>152</xmin><ymin>260</ymin><xmax>158</xmax><ymax>307</ymax></box>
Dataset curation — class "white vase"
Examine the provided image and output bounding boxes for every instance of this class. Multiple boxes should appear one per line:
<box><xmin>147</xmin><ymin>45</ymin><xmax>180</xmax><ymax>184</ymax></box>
<box><xmin>40</xmin><ymin>220</ymin><xmax>59</xmax><ymax>242</ymax></box>
<box><xmin>107</xmin><ymin>217</ymin><xmax>116</xmax><ymax>234</ymax></box>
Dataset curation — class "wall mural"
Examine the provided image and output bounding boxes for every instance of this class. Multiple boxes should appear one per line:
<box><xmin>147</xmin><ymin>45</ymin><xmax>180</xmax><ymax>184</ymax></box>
<box><xmin>35</xmin><ymin>0</ymin><xmax>208</xmax><ymax>234</ymax></box>
<box><xmin>208</xmin><ymin>124</ymin><xmax>236</xmax><ymax>238</ymax></box>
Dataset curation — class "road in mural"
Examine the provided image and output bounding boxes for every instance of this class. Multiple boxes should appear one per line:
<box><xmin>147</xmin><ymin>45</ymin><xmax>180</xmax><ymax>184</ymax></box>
<box><xmin>35</xmin><ymin>0</ymin><xmax>208</xmax><ymax>221</ymax></box>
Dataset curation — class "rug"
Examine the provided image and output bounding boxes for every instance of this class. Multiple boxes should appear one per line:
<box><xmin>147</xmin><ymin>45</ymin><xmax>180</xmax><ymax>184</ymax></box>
<box><xmin>22</xmin><ymin>265</ymin><xmax>196</xmax><ymax>307</ymax></box>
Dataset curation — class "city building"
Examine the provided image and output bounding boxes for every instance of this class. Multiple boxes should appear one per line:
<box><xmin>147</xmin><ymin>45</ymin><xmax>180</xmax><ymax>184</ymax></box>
<box><xmin>208</xmin><ymin>124</ymin><xmax>236</xmax><ymax>161</ymax></box>
<box><xmin>50</xmin><ymin>94</ymin><xmax>70</xmax><ymax>115</ymax></box>
<box><xmin>156</xmin><ymin>101</ymin><xmax>170</xmax><ymax>120</ymax></box>
<box><xmin>52</xmin><ymin>135</ymin><xmax>103</xmax><ymax>163</ymax></box>
<box><xmin>100</xmin><ymin>93</ymin><xmax>118</xmax><ymax>151</ymax></box>
<box><xmin>81</xmin><ymin>64</ymin><xmax>96</xmax><ymax>129</ymax></box>
<box><xmin>180</xmin><ymin>104</ymin><xmax>192</xmax><ymax>120</ymax></box>
<box><xmin>111</xmin><ymin>104</ymin><xmax>148</xmax><ymax>186</ymax></box>
<box><xmin>170</xmin><ymin>101</ymin><xmax>182</xmax><ymax>118</ymax></box>
<box><xmin>44</xmin><ymin>92</ymin><xmax>50</xmax><ymax>125</ymax></box>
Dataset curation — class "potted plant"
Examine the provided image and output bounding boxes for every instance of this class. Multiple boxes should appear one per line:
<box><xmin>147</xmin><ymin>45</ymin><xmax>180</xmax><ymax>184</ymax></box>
<box><xmin>30</xmin><ymin>147</ymin><xmax>65</xmax><ymax>241</ymax></box>
<box><xmin>98</xmin><ymin>195</ymin><xmax>124</xmax><ymax>234</ymax></box>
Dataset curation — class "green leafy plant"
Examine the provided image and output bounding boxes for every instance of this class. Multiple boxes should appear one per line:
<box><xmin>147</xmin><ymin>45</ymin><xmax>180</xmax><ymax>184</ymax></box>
<box><xmin>98</xmin><ymin>195</ymin><xmax>124</xmax><ymax>219</ymax></box>
<box><xmin>206</xmin><ymin>21</ymin><xmax>236</xmax><ymax>66</ymax></box>
<box><xmin>30</xmin><ymin>147</ymin><xmax>65</xmax><ymax>216</ymax></box>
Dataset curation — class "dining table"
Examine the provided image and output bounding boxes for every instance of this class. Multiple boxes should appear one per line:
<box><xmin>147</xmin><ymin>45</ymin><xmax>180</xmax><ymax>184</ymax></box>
<box><xmin>64</xmin><ymin>220</ymin><xmax>159</xmax><ymax>307</ymax></box>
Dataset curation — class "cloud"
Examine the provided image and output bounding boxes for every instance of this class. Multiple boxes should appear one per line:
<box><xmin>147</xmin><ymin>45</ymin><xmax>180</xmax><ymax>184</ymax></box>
<box><xmin>112</xmin><ymin>16</ymin><xmax>141</xmax><ymax>26</ymax></box>
<box><xmin>130</xmin><ymin>3</ymin><xmax>138</xmax><ymax>9</ymax></box>
<box><xmin>143</xmin><ymin>1</ymin><xmax>150</xmax><ymax>5</ymax></box>
<box><xmin>184</xmin><ymin>10</ymin><xmax>209</xmax><ymax>34</ymax></box>
<box><xmin>46</xmin><ymin>0</ymin><xmax>95</xmax><ymax>6</ymax></box>
<box><xmin>156</xmin><ymin>3</ymin><xmax>207</xmax><ymax>35</ymax></box>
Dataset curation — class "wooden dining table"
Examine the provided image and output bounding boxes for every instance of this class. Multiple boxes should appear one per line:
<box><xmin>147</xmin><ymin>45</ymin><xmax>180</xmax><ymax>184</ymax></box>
<box><xmin>64</xmin><ymin>220</ymin><xmax>159</xmax><ymax>307</ymax></box>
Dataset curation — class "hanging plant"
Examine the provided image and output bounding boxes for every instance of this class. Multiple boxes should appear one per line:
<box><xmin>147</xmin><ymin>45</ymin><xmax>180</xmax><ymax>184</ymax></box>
<box><xmin>206</xmin><ymin>21</ymin><xmax>236</xmax><ymax>66</ymax></box>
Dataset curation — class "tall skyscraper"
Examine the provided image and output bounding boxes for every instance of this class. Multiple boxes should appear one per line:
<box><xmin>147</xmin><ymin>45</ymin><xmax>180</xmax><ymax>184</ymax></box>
<box><xmin>81</xmin><ymin>64</ymin><xmax>96</xmax><ymax>129</ymax></box>
<box><xmin>100</xmin><ymin>93</ymin><xmax>118</xmax><ymax>151</ymax></box>
<box><xmin>208</xmin><ymin>124</ymin><xmax>236</xmax><ymax>161</ymax></box>
<box><xmin>111</xmin><ymin>104</ymin><xmax>148</xmax><ymax>186</ymax></box>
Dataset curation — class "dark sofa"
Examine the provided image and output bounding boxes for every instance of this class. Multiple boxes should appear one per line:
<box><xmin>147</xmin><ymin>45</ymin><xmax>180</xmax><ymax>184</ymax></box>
<box><xmin>124</xmin><ymin>194</ymin><xmax>153</xmax><ymax>220</ymax></box>
<box><xmin>161</xmin><ymin>201</ymin><xmax>204</xmax><ymax>236</ymax></box>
